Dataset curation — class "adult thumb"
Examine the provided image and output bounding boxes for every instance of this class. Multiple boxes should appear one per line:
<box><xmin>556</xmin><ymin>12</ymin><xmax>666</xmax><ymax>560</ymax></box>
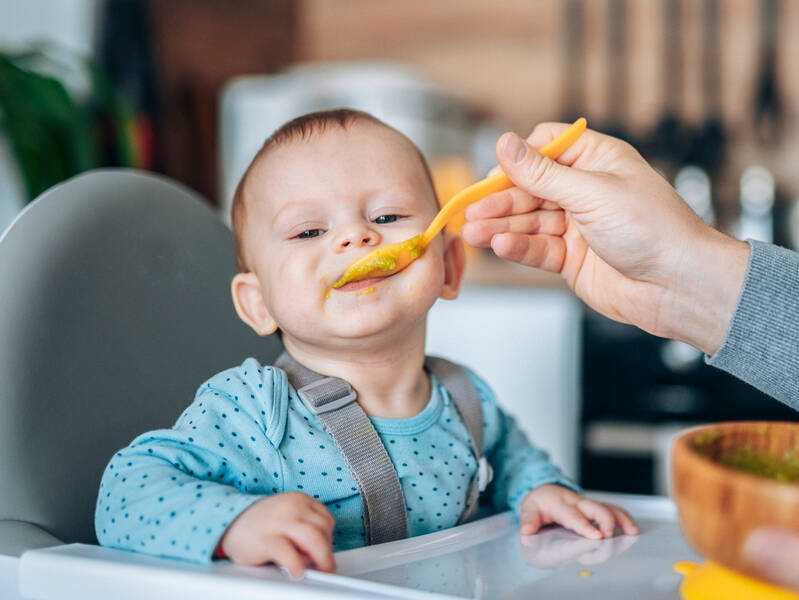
<box><xmin>496</xmin><ymin>132</ymin><xmax>592</xmax><ymax>212</ymax></box>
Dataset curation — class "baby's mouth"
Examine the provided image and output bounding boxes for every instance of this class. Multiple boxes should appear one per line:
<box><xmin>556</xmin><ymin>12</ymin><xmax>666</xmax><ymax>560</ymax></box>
<box><xmin>335</xmin><ymin>277</ymin><xmax>385</xmax><ymax>292</ymax></box>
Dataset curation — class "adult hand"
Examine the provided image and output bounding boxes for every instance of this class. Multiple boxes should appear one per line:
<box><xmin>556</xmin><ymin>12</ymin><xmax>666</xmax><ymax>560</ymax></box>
<box><xmin>744</xmin><ymin>528</ymin><xmax>799</xmax><ymax>590</ymax></box>
<box><xmin>461</xmin><ymin>125</ymin><xmax>749</xmax><ymax>355</ymax></box>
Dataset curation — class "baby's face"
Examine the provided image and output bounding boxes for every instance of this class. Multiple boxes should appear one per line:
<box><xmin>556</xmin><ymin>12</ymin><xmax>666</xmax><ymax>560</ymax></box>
<box><xmin>235</xmin><ymin>121</ymin><xmax>462</xmax><ymax>349</ymax></box>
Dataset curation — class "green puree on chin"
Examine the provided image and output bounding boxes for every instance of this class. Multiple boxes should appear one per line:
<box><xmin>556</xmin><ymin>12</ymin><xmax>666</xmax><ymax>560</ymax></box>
<box><xmin>695</xmin><ymin>433</ymin><xmax>799</xmax><ymax>482</ymax></box>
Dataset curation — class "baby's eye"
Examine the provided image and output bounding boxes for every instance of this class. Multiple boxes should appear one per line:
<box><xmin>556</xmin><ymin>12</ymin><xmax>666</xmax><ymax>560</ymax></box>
<box><xmin>373</xmin><ymin>214</ymin><xmax>402</xmax><ymax>225</ymax></box>
<box><xmin>296</xmin><ymin>228</ymin><xmax>325</xmax><ymax>239</ymax></box>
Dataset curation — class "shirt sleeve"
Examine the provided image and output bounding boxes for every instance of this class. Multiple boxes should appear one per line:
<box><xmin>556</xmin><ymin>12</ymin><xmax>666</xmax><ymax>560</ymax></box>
<box><xmin>706</xmin><ymin>240</ymin><xmax>799</xmax><ymax>409</ymax></box>
<box><xmin>465</xmin><ymin>369</ymin><xmax>581</xmax><ymax>516</ymax></box>
<box><xmin>95</xmin><ymin>359</ymin><xmax>290</xmax><ymax>563</ymax></box>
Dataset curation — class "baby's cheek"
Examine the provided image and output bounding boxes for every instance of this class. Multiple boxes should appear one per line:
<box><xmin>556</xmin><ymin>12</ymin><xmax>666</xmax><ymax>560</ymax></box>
<box><xmin>404</xmin><ymin>282</ymin><xmax>422</xmax><ymax>300</ymax></box>
<box><xmin>267</xmin><ymin>269</ymin><xmax>322</xmax><ymax>328</ymax></box>
<box><xmin>403</xmin><ymin>262</ymin><xmax>445</xmax><ymax>302</ymax></box>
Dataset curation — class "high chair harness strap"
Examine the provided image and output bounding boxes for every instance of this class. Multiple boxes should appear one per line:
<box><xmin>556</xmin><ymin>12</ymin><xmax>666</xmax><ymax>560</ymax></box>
<box><xmin>275</xmin><ymin>351</ymin><xmax>408</xmax><ymax>545</ymax></box>
<box><xmin>274</xmin><ymin>352</ymin><xmax>492</xmax><ymax>544</ymax></box>
<box><xmin>423</xmin><ymin>356</ymin><xmax>493</xmax><ymax>525</ymax></box>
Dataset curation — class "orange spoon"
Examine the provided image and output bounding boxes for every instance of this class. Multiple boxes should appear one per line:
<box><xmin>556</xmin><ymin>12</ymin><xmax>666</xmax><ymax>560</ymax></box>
<box><xmin>332</xmin><ymin>117</ymin><xmax>587</xmax><ymax>289</ymax></box>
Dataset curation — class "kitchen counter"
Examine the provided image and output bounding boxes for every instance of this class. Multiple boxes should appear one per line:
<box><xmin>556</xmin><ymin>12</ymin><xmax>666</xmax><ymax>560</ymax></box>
<box><xmin>10</xmin><ymin>492</ymin><xmax>699</xmax><ymax>599</ymax></box>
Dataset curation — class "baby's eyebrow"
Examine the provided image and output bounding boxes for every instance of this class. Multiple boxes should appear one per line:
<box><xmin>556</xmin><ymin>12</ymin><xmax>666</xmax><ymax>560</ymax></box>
<box><xmin>271</xmin><ymin>199</ymin><xmax>318</xmax><ymax>226</ymax></box>
<box><xmin>369</xmin><ymin>187</ymin><xmax>422</xmax><ymax>206</ymax></box>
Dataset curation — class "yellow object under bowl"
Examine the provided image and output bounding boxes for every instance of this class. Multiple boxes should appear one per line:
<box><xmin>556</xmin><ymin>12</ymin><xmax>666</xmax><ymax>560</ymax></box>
<box><xmin>675</xmin><ymin>561</ymin><xmax>799</xmax><ymax>600</ymax></box>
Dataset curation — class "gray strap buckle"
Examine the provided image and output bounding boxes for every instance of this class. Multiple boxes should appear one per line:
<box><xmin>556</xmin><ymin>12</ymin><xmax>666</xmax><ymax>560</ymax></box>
<box><xmin>477</xmin><ymin>457</ymin><xmax>494</xmax><ymax>492</ymax></box>
<box><xmin>297</xmin><ymin>377</ymin><xmax>357</xmax><ymax>415</ymax></box>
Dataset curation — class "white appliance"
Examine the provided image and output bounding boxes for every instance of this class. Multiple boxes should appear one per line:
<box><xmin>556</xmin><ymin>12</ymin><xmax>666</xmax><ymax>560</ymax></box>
<box><xmin>427</xmin><ymin>286</ymin><xmax>581</xmax><ymax>479</ymax></box>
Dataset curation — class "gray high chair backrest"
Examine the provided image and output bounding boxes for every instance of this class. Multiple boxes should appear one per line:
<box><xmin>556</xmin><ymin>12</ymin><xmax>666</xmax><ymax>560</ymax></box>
<box><xmin>0</xmin><ymin>169</ymin><xmax>282</xmax><ymax>556</ymax></box>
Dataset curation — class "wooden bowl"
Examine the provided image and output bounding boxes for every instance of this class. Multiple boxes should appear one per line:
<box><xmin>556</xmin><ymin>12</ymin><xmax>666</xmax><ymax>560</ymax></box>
<box><xmin>672</xmin><ymin>421</ymin><xmax>799</xmax><ymax>580</ymax></box>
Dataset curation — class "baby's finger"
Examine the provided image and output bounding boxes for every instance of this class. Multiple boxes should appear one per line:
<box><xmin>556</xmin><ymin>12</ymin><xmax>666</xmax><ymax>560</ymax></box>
<box><xmin>576</xmin><ymin>500</ymin><xmax>616</xmax><ymax>538</ymax></box>
<box><xmin>610</xmin><ymin>506</ymin><xmax>639</xmax><ymax>535</ymax></box>
<box><xmin>288</xmin><ymin>523</ymin><xmax>336</xmax><ymax>573</ymax></box>
<box><xmin>301</xmin><ymin>513</ymin><xmax>334</xmax><ymax>541</ymax></box>
<box><xmin>464</xmin><ymin>211</ymin><xmax>567</xmax><ymax>244</ymax></box>
<box><xmin>269</xmin><ymin>536</ymin><xmax>308</xmax><ymax>579</ymax></box>
<box><xmin>519</xmin><ymin>502</ymin><xmax>544</xmax><ymax>535</ymax></box>
<box><xmin>550</xmin><ymin>504</ymin><xmax>602</xmax><ymax>540</ymax></box>
<box><xmin>302</xmin><ymin>505</ymin><xmax>336</xmax><ymax>538</ymax></box>
<box><xmin>491</xmin><ymin>233</ymin><xmax>566</xmax><ymax>273</ymax></box>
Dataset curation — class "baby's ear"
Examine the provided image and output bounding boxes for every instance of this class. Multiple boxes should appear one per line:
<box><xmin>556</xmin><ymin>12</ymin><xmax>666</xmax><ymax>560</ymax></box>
<box><xmin>231</xmin><ymin>273</ymin><xmax>278</xmax><ymax>336</ymax></box>
<box><xmin>440</xmin><ymin>233</ymin><xmax>466</xmax><ymax>300</ymax></box>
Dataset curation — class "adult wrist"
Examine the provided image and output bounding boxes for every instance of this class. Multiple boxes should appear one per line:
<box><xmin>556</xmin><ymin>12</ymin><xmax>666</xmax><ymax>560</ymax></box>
<box><xmin>658</xmin><ymin>227</ymin><xmax>750</xmax><ymax>355</ymax></box>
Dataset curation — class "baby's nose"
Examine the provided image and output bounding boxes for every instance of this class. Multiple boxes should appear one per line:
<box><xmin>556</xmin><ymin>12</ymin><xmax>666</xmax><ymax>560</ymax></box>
<box><xmin>336</xmin><ymin>226</ymin><xmax>380</xmax><ymax>250</ymax></box>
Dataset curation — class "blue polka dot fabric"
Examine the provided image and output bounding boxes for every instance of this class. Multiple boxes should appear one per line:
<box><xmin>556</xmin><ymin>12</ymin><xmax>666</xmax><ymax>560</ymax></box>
<box><xmin>95</xmin><ymin>358</ymin><xmax>578</xmax><ymax>563</ymax></box>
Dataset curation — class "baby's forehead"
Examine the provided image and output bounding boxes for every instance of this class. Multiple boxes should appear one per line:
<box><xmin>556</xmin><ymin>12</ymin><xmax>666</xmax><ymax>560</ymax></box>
<box><xmin>259</xmin><ymin>120</ymin><xmax>421</xmax><ymax>168</ymax></box>
<box><xmin>246</xmin><ymin>123</ymin><xmax>436</xmax><ymax>213</ymax></box>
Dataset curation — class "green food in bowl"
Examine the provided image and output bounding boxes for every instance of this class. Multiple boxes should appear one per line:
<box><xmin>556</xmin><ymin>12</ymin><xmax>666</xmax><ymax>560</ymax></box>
<box><xmin>717</xmin><ymin>448</ymin><xmax>799</xmax><ymax>482</ymax></box>
<box><xmin>694</xmin><ymin>433</ymin><xmax>799</xmax><ymax>482</ymax></box>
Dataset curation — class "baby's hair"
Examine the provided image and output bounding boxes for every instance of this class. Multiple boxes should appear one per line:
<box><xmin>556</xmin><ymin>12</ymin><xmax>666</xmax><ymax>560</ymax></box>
<box><xmin>231</xmin><ymin>108</ymin><xmax>436</xmax><ymax>272</ymax></box>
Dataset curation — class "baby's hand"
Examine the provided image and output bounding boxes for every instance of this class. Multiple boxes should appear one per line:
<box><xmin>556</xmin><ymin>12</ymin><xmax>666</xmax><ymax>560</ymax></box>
<box><xmin>519</xmin><ymin>484</ymin><xmax>638</xmax><ymax>539</ymax></box>
<box><xmin>219</xmin><ymin>492</ymin><xmax>336</xmax><ymax>576</ymax></box>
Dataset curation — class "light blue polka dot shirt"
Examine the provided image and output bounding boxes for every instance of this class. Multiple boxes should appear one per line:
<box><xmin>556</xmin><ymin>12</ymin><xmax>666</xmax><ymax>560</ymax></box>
<box><xmin>95</xmin><ymin>358</ymin><xmax>578</xmax><ymax>563</ymax></box>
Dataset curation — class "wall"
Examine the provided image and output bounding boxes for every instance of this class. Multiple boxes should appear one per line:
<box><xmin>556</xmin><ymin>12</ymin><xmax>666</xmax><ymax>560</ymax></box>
<box><xmin>0</xmin><ymin>0</ymin><xmax>98</xmax><ymax>56</ymax></box>
<box><xmin>0</xmin><ymin>0</ymin><xmax>100</xmax><ymax>233</ymax></box>
<box><xmin>297</xmin><ymin>0</ymin><xmax>799</xmax><ymax>198</ymax></box>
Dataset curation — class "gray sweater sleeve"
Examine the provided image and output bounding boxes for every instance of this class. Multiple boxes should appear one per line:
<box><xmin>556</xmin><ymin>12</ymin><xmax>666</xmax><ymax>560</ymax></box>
<box><xmin>706</xmin><ymin>240</ymin><xmax>799</xmax><ymax>409</ymax></box>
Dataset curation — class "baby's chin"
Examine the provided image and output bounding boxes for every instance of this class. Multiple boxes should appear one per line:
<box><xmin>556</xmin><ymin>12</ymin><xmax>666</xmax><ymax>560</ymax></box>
<box><xmin>331</xmin><ymin>288</ymin><xmax>437</xmax><ymax>336</ymax></box>
<box><xmin>275</xmin><ymin>261</ymin><xmax>446</xmax><ymax>346</ymax></box>
<box><xmin>287</xmin><ymin>285</ymin><xmax>438</xmax><ymax>344</ymax></box>
<box><xmin>282</xmin><ymin>310</ymin><xmax>427</xmax><ymax>352</ymax></box>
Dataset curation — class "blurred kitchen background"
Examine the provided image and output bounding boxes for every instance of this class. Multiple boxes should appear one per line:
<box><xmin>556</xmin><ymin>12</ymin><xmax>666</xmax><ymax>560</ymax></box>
<box><xmin>2</xmin><ymin>0</ymin><xmax>798</xmax><ymax>497</ymax></box>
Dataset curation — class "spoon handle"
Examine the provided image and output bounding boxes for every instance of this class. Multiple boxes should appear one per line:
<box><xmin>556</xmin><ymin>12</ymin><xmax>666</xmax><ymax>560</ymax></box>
<box><xmin>421</xmin><ymin>117</ymin><xmax>587</xmax><ymax>247</ymax></box>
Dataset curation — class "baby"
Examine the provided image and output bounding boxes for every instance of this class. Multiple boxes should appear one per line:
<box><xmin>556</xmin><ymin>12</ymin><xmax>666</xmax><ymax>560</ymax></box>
<box><xmin>95</xmin><ymin>109</ymin><xmax>637</xmax><ymax>576</ymax></box>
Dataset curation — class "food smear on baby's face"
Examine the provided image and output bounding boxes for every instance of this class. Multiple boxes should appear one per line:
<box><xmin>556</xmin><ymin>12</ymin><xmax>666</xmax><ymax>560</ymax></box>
<box><xmin>332</xmin><ymin>234</ymin><xmax>425</xmax><ymax>288</ymax></box>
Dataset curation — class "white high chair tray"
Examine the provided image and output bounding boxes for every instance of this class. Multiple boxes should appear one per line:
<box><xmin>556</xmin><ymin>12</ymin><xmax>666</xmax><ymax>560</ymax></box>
<box><xmin>17</xmin><ymin>492</ymin><xmax>698</xmax><ymax>600</ymax></box>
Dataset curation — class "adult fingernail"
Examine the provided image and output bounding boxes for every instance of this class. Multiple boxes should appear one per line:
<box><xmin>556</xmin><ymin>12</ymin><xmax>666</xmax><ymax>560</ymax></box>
<box><xmin>502</xmin><ymin>132</ymin><xmax>527</xmax><ymax>164</ymax></box>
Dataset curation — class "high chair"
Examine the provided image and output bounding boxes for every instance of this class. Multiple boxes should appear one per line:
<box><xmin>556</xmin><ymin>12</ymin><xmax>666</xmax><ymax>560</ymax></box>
<box><xmin>0</xmin><ymin>169</ymin><xmax>281</xmax><ymax>595</ymax></box>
